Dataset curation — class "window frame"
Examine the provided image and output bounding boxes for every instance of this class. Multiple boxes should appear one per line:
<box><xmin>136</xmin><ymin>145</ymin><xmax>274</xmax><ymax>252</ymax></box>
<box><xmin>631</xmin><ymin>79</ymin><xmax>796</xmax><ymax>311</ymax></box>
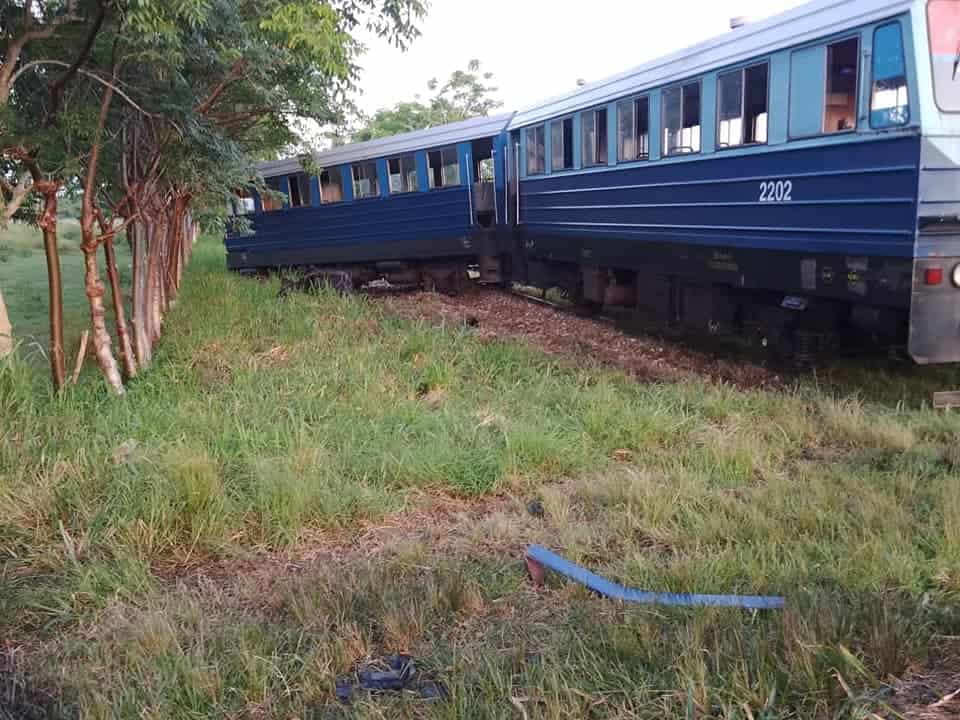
<box><xmin>869</xmin><ymin>21</ymin><xmax>911</xmax><ymax>128</ymax></box>
<box><xmin>427</xmin><ymin>146</ymin><xmax>461</xmax><ymax>189</ymax></box>
<box><xmin>351</xmin><ymin>160</ymin><xmax>380</xmax><ymax>200</ymax></box>
<box><xmin>387</xmin><ymin>153</ymin><xmax>419</xmax><ymax>194</ymax></box>
<box><xmin>581</xmin><ymin>106</ymin><xmax>609</xmax><ymax>167</ymax></box>
<box><xmin>525</xmin><ymin>125</ymin><xmax>546</xmax><ymax>176</ymax></box>
<box><xmin>551</xmin><ymin>116</ymin><xmax>575</xmax><ymax>172</ymax></box>
<box><xmin>661</xmin><ymin>79</ymin><xmax>703</xmax><ymax>156</ymax></box>
<box><xmin>616</xmin><ymin>94</ymin><xmax>651</xmax><ymax>164</ymax></box>
<box><xmin>715</xmin><ymin>61</ymin><xmax>770</xmax><ymax>151</ymax></box>
<box><xmin>822</xmin><ymin>34</ymin><xmax>861</xmax><ymax>135</ymax></box>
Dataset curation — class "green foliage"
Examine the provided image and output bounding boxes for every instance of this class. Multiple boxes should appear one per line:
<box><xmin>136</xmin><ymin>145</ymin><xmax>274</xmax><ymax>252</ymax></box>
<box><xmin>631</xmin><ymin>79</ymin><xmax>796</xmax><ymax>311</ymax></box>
<box><xmin>352</xmin><ymin>58</ymin><xmax>503</xmax><ymax>142</ymax></box>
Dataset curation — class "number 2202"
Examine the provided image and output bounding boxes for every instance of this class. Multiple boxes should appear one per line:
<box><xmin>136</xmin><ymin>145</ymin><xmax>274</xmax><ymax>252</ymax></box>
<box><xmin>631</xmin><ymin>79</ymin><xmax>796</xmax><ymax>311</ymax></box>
<box><xmin>759</xmin><ymin>180</ymin><xmax>793</xmax><ymax>203</ymax></box>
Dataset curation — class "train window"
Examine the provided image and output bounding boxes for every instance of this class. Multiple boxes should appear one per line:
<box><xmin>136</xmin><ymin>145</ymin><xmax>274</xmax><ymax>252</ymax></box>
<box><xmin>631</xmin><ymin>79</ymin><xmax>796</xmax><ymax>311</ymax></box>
<box><xmin>717</xmin><ymin>63</ymin><xmax>768</xmax><ymax>148</ymax></box>
<box><xmin>352</xmin><ymin>161</ymin><xmax>379</xmax><ymax>199</ymax></box>
<box><xmin>617</xmin><ymin>96</ymin><xmax>649</xmax><ymax>162</ymax></box>
<box><xmin>551</xmin><ymin>117</ymin><xmax>574</xmax><ymax>171</ymax></box>
<box><xmin>388</xmin><ymin>154</ymin><xmax>418</xmax><ymax>193</ymax></box>
<box><xmin>663</xmin><ymin>81</ymin><xmax>701</xmax><ymax>155</ymax></box>
<box><xmin>320</xmin><ymin>168</ymin><xmax>344</xmax><ymax>203</ymax></box>
<box><xmin>929</xmin><ymin>1</ymin><xmax>960</xmax><ymax>111</ymax></box>
<box><xmin>428</xmin><ymin>147</ymin><xmax>460</xmax><ymax>187</ymax></box>
<box><xmin>581</xmin><ymin>108</ymin><xmax>608</xmax><ymax>166</ymax></box>
<box><xmin>871</xmin><ymin>23</ymin><xmax>910</xmax><ymax>127</ymax></box>
<box><xmin>824</xmin><ymin>37</ymin><xmax>859</xmax><ymax>133</ymax></box>
<box><xmin>228</xmin><ymin>190</ymin><xmax>254</xmax><ymax>216</ymax></box>
<box><xmin>525</xmin><ymin>126</ymin><xmax>545</xmax><ymax>175</ymax></box>
<box><xmin>287</xmin><ymin>172</ymin><xmax>311</xmax><ymax>208</ymax></box>
<box><xmin>262</xmin><ymin>176</ymin><xmax>283</xmax><ymax>212</ymax></box>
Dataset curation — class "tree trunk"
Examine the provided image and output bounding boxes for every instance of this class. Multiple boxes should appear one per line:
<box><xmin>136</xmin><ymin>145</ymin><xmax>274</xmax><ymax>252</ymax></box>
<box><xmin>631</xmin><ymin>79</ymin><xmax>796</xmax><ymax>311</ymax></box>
<box><xmin>0</xmin><ymin>287</ymin><xmax>11</xmax><ymax>358</ymax></box>
<box><xmin>35</xmin><ymin>180</ymin><xmax>66</xmax><ymax>391</ymax></box>
<box><xmin>103</xmin><ymin>234</ymin><xmax>137</xmax><ymax>380</ymax></box>
<box><xmin>95</xmin><ymin>206</ymin><xmax>137</xmax><ymax>381</ymax></box>
<box><xmin>129</xmin><ymin>219</ymin><xmax>151</xmax><ymax>368</ymax></box>
<box><xmin>80</xmin><ymin>224</ymin><xmax>124</xmax><ymax>395</ymax></box>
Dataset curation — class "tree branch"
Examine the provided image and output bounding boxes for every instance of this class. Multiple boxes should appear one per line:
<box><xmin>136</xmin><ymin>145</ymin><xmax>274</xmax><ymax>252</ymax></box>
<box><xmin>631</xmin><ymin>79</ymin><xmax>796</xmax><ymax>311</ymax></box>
<box><xmin>47</xmin><ymin>0</ymin><xmax>107</xmax><ymax>120</ymax></box>
<box><xmin>10</xmin><ymin>61</ymin><xmax>153</xmax><ymax>118</ymax></box>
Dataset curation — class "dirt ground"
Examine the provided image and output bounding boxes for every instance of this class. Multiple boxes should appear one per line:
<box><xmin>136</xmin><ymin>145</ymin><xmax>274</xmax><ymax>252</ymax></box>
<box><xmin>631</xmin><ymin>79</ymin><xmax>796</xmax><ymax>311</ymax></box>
<box><xmin>371</xmin><ymin>286</ymin><xmax>779</xmax><ymax>390</ymax></box>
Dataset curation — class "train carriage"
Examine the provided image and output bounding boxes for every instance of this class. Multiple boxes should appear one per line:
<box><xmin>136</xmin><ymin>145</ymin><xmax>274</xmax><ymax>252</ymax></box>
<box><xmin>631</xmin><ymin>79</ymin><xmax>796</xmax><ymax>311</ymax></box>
<box><xmin>503</xmin><ymin>0</ymin><xmax>960</xmax><ymax>363</ymax></box>
<box><xmin>227</xmin><ymin>0</ymin><xmax>960</xmax><ymax>364</ymax></box>
<box><xmin>225</xmin><ymin>113</ymin><xmax>514</xmax><ymax>291</ymax></box>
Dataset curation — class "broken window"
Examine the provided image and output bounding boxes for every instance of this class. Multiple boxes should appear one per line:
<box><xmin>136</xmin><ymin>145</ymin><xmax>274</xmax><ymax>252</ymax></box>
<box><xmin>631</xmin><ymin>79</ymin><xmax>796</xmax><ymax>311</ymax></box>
<box><xmin>717</xmin><ymin>63</ymin><xmax>769</xmax><ymax>148</ymax></box>
<box><xmin>581</xmin><ymin>108</ymin><xmax>608</xmax><ymax>166</ymax></box>
<box><xmin>428</xmin><ymin>147</ymin><xmax>460</xmax><ymax>188</ymax></box>
<box><xmin>551</xmin><ymin>117</ymin><xmax>574</xmax><ymax>171</ymax></box>
<box><xmin>663</xmin><ymin>81</ymin><xmax>701</xmax><ymax>155</ymax></box>
<box><xmin>525</xmin><ymin>126</ymin><xmax>545</xmax><ymax>175</ymax></box>
<box><xmin>617</xmin><ymin>96</ymin><xmax>650</xmax><ymax>162</ymax></box>
<box><xmin>871</xmin><ymin>22</ymin><xmax>909</xmax><ymax>127</ymax></box>
<box><xmin>352</xmin><ymin>161</ymin><xmax>379</xmax><ymax>199</ymax></box>
<box><xmin>388</xmin><ymin>154</ymin><xmax>418</xmax><ymax>193</ymax></box>
<box><xmin>824</xmin><ymin>37</ymin><xmax>859</xmax><ymax>133</ymax></box>
<box><xmin>320</xmin><ymin>168</ymin><xmax>344</xmax><ymax>203</ymax></box>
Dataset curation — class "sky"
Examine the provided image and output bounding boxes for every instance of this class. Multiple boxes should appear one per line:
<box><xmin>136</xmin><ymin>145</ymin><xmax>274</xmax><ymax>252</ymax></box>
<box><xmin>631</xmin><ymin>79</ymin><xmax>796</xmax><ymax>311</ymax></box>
<box><xmin>350</xmin><ymin>0</ymin><xmax>805</xmax><ymax>118</ymax></box>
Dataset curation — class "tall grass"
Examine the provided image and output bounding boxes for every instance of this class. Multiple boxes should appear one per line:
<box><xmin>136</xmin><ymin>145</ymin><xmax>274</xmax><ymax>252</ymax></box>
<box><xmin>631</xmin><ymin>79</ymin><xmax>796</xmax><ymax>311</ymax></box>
<box><xmin>1</xmin><ymin>237</ymin><xmax>959</xmax><ymax>718</ymax></box>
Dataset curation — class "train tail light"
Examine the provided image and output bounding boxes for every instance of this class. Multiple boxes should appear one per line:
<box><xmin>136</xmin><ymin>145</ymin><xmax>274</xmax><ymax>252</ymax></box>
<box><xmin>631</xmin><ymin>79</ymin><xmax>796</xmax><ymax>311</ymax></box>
<box><xmin>925</xmin><ymin>267</ymin><xmax>944</xmax><ymax>286</ymax></box>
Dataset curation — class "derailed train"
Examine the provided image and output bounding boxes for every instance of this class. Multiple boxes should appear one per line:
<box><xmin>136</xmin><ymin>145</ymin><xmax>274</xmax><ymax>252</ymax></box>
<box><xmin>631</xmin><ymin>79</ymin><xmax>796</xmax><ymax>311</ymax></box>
<box><xmin>226</xmin><ymin>0</ymin><xmax>960</xmax><ymax>363</ymax></box>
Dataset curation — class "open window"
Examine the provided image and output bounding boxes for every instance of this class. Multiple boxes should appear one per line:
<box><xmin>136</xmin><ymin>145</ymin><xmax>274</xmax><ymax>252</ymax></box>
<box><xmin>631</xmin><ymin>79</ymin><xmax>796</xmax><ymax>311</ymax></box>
<box><xmin>581</xmin><ymin>108</ymin><xmax>608</xmax><ymax>166</ymax></box>
<box><xmin>871</xmin><ymin>22</ymin><xmax>910</xmax><ymax>126</ymax></box>
<box><xmin>287</xmin><ymin>172</ymin><xmax>311</xmax><ymax>207</ymax></box>
<box><xmin>663</xmin><ymin>81</ymin><xmax>701</xmax><ymax>155</ymax></box>
<box><xmin>824</xmin><ymin>37</ymin><xmax>859</xmax><ymax>133</ymax></box>
<box><xmin>428</xmin><ymin>147</ymin><xmax>460</xmax><ymax>188</ymax></box>
<box><xmin>617</xmin><ymin>96</ymin><xmax>649</xmax><ymax>162</ymax></box>
<box><xmin>262</xmin><ymin>176</ymin><xmax>283</xmax><ymax>212</ymax></box>
<box><xmin>551</xmin><ymin>117</ymin><xmax>574</xmax><ymax>171</ymax></box>
<box><xmin>525</xmin><ymin>126</ymin><xmax>545</xmax><ymax>175</ymax></box>
<box><xmin>352</xmin><ymin>161</ymin><xmax>379</xmax><ymax>199</ymax></box>
<box><xmin>388</xmin><ymin>154</ymin><xmax>418</xmax><ymax>193</ymax></box>
<box><xmin>717</xmin><ymin>63</ymin><xmax>769</xmax><ymax>148</ymax></box>
<box><xmin>320</xmin><ymin>168</ymin><xmax>344</xmax><ymax>203</ymax></box>
<box><xmin>229</xmin><ymin>190</ymin><xmax>255</xmax><ymax>215</ymax></box>
<box><xmin>472</xmin><ymin>137</ymin><xmax>495</xmax><ymax>183</ymax></box>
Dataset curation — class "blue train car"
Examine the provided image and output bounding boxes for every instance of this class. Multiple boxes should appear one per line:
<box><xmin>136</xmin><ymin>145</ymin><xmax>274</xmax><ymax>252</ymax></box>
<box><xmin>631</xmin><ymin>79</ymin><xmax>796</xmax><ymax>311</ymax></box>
<box><xmin>225</xmin><ymin>113</ymin><xmax>513</xmax><ymax>291</ymax></box>
<box><xmin>503</xmin><ymin>0</ymin><xmax>960</xmax><ymax>363</ymax></box>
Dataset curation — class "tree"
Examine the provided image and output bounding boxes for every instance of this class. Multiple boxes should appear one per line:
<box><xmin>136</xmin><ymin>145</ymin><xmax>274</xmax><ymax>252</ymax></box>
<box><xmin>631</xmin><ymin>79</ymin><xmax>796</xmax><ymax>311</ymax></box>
<box><xmin>2</xmin><ymin>0</ymin><xmax>426</xmax><ymax>393</ymax></box>
<box><xmin>0</xmin><ymin>288</ymin><xmax>10</xmax><ymax>357</ymax></box>
<box><xmin>352</xmin><ymin>58</ymin><xmax>501</xmax><ymax>141</ymax></box>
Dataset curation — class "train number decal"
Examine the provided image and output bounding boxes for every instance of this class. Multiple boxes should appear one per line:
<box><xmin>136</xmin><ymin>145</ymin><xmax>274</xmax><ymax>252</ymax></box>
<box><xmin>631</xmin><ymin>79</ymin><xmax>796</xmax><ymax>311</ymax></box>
<box><xmin>758</xmin><ymin>180</ymin><xmax>793</xmax><ymax>203</ymax></box>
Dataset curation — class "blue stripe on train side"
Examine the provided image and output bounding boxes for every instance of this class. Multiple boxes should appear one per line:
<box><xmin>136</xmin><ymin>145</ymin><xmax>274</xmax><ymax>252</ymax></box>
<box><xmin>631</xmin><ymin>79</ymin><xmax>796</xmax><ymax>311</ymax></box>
<box><xmin>519</xmin><ymin>134</ymin><xmax>921</xmax><ymax>259</ymax></box>
<box><xmin>226</xmin><ymin>185</ymin><xmax>472</xmax><ymax>255</ymax></box>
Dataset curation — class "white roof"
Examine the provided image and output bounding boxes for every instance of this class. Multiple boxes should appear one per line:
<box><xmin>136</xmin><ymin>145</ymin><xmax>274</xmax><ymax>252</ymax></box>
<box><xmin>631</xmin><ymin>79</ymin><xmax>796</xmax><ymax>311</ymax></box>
<box><xmin>257</xmin><ymin>112</ymin><xmax>515</xmax><ymax>177</ymax></box>
<box><xmin>509</xmin><ymin>0</ymin><xmax>916</xmax><ymax>129</ymax></box>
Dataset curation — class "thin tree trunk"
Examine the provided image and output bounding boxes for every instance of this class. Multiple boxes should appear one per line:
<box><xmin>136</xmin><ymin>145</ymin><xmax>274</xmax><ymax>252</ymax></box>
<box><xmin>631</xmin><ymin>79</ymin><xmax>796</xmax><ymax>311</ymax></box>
<box><xmin>35</xmin><ymin>180</ymin><xmax>66</xmax><ymax>391</ymax></box>
<box><xmin>130</xmin><ymin>218</ymin><xmax>150</xmax><ymax>367</ymax></box>
<box><xmin>95</xmin><ymin>206</ymin><xmax>137</xmax><ymax>380</ymax></box>
<box><xmin>103</xmin><ymin>234</ymin><xmax>136</xmax><ymax>380</ymax></box>
<box><xmin>80</xmin><ymin>71</ymin><xmax>124</xmax><ymax>395</ymax></box>
<box><xmin>0</xmin><ymin>287</ymin><xmax>11</xmax><ymax>358</ymax></box>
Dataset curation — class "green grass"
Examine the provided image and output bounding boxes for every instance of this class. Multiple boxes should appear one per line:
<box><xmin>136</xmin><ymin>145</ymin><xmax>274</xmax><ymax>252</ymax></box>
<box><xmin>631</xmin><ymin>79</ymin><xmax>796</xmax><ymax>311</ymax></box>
<box><xmin>0</xmin><ymin>219</ymin><xmax>125</xmax><ymax>359</ymax></box>
<box><xmin>1</xmin><ymin>237</ymin><xmax>959</xmax><ymax>718</ymax></box>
